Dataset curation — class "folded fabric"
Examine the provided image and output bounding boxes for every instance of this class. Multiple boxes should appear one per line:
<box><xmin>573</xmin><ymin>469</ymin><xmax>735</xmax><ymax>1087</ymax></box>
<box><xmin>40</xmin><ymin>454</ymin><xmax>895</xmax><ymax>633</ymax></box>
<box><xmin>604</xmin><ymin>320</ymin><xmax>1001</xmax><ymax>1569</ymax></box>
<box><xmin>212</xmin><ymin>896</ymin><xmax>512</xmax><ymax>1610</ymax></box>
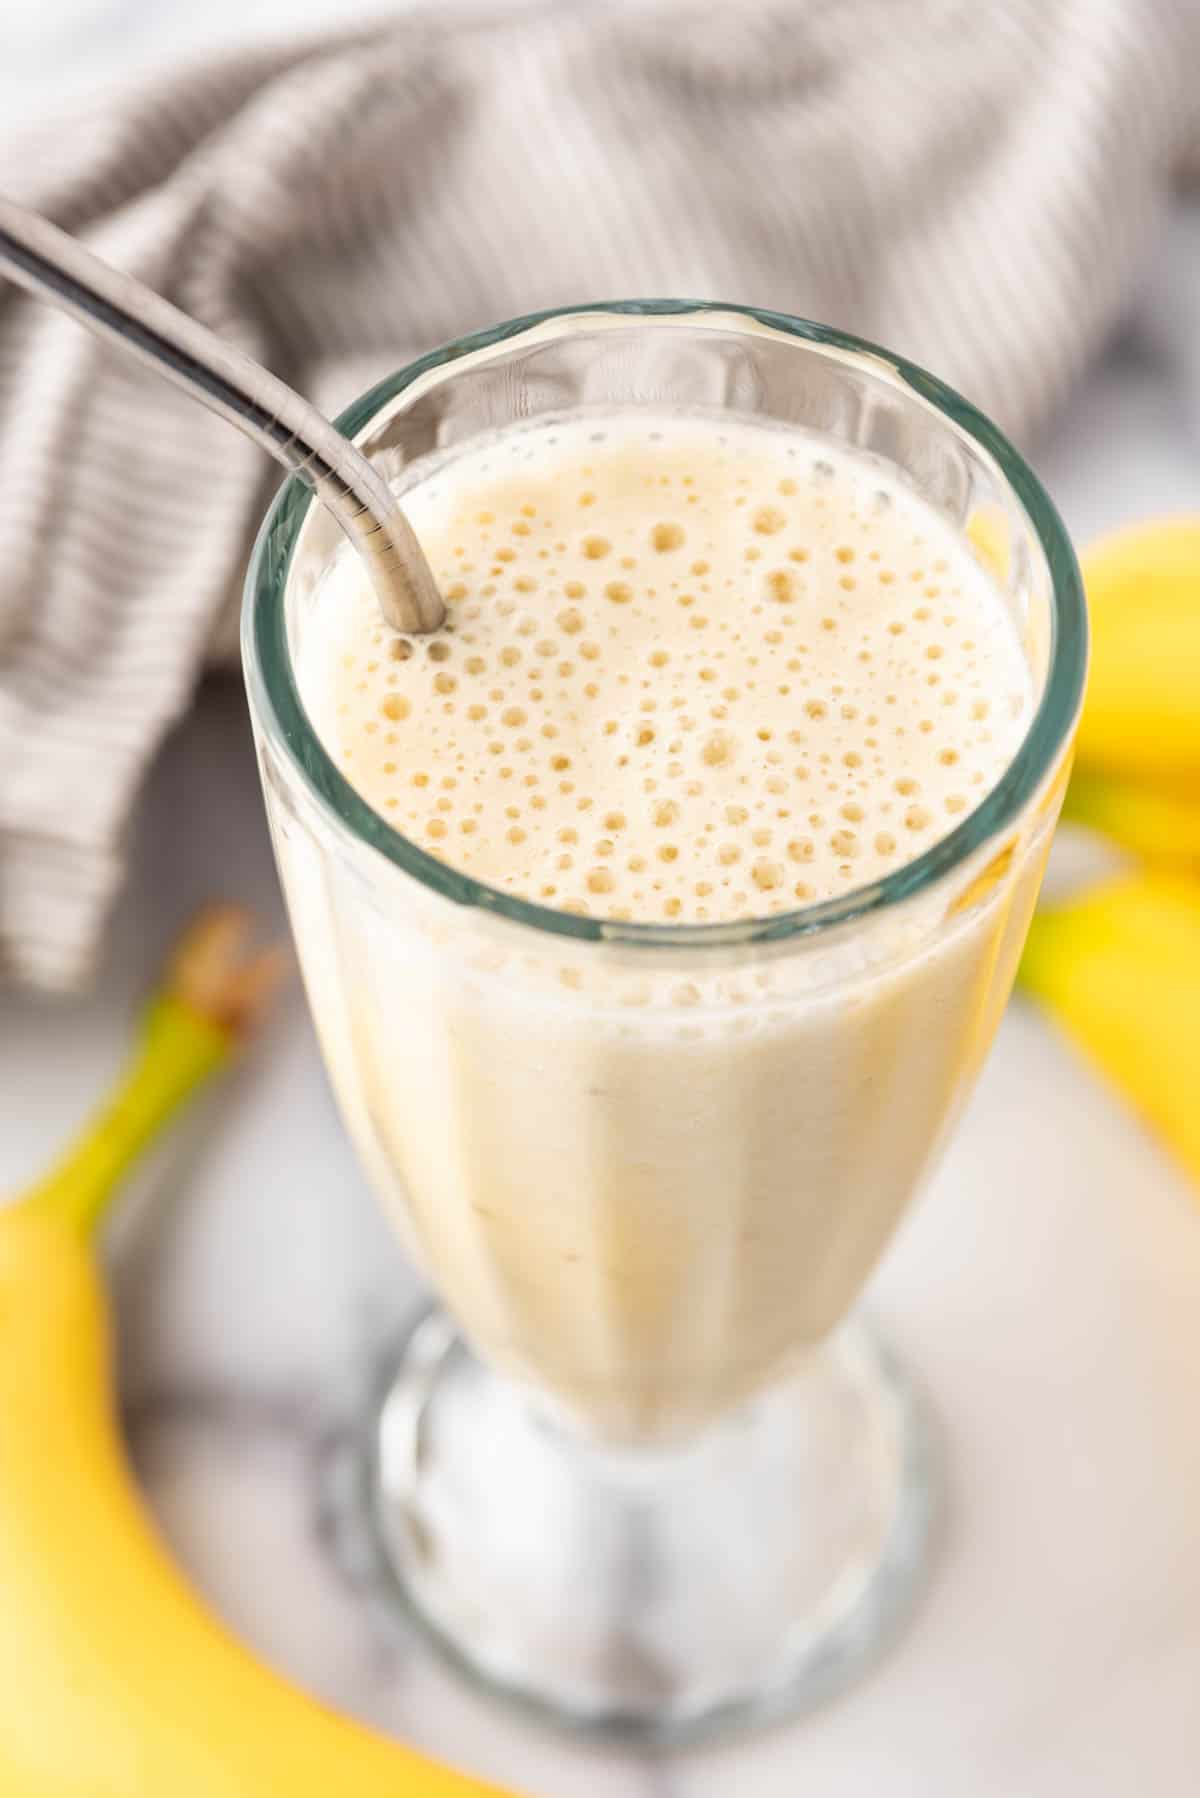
<box><xmin>1</xmin><ymin>0</ymin><xmax>1197</xmax><ymax>990</ymax></box>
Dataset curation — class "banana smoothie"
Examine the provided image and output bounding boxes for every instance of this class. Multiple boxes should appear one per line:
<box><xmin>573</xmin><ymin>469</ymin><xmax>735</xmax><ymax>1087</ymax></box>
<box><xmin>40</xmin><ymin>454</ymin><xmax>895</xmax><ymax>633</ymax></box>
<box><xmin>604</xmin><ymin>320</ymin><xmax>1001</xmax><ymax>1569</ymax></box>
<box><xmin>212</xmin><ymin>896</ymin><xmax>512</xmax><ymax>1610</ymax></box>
<box><xmin>285</xmin><ymin>414</ymin><xmax>1043</xmax><ymax>1443</ymax></box>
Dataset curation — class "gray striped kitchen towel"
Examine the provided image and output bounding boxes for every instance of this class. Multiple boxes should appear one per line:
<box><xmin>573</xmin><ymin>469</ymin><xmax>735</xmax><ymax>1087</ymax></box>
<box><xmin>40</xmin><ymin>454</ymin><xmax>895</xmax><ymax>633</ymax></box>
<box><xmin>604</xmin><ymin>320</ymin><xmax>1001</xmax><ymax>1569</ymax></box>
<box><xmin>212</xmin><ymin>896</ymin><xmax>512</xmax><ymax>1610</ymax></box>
<box><xmin>1</xmin><ymin>0</ymin><xmax>1197</xmax><ymax>990</ymax></box>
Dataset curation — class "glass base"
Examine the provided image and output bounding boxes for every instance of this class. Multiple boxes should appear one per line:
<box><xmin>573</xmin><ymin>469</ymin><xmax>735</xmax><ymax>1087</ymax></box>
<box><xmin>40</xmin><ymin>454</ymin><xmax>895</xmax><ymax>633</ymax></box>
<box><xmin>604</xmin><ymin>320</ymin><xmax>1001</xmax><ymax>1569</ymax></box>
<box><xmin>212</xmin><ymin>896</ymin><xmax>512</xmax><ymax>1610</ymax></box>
<box><xmin>355</xmin><ymin>1306</ymin><xmax>937</xmax><ymax>1746</ymax></box>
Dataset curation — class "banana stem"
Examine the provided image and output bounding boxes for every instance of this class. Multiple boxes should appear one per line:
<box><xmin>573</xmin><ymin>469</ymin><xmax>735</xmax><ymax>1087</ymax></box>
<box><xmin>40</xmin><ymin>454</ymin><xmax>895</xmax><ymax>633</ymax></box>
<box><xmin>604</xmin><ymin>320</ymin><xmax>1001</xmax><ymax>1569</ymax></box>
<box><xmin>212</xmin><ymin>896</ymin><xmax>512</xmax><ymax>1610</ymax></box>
<box><xmin>20</xmin><ymin>995</ymin><xmax>230</xmax><ymax>1238</ymax></box>
<box><xmin>16</xmin><ymin>907</ymin><xmax>286</xmax><ymax>1241</ymax></box>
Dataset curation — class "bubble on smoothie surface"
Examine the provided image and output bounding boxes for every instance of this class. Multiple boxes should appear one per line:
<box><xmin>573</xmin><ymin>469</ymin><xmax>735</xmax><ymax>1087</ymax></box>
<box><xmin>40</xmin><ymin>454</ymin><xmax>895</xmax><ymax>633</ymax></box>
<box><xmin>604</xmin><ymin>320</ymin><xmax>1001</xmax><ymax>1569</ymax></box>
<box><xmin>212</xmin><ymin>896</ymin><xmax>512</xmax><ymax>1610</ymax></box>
<box><xmin>299</xmin><ymin>416</ymin><xmax>1033</xmax><ymax>924</ymax></box>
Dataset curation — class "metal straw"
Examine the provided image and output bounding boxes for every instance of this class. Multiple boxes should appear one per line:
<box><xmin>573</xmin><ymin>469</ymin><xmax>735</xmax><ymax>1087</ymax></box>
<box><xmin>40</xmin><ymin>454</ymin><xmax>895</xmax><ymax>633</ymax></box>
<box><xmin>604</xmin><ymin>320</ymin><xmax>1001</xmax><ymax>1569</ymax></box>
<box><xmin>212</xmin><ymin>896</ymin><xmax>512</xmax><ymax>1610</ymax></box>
<box><xmin>0</xmin><ymin>196</ymin><xmax>444</xmax><ymax>636</ymax></box>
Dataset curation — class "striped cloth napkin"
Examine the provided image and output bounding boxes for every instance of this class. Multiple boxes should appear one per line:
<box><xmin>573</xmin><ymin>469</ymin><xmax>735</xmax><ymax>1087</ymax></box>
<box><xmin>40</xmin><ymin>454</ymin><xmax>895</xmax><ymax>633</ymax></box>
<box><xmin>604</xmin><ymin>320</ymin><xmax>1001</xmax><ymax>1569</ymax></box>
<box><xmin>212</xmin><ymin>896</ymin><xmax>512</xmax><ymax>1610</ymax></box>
<box><xmin>0</xmin><ymin>0</ymin><xmax>1197</xmax><ymax>990</ymax></box>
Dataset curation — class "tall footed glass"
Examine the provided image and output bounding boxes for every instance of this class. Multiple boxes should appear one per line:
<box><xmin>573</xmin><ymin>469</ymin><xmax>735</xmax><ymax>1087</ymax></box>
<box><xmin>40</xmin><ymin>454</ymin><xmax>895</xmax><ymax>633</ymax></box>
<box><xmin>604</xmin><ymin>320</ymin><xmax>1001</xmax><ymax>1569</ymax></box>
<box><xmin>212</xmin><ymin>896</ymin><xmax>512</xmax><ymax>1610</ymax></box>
<box><xmin>243</xmin><ymin>306</ymin><xmax>1086</xmax><ymax>1743</ymax></box>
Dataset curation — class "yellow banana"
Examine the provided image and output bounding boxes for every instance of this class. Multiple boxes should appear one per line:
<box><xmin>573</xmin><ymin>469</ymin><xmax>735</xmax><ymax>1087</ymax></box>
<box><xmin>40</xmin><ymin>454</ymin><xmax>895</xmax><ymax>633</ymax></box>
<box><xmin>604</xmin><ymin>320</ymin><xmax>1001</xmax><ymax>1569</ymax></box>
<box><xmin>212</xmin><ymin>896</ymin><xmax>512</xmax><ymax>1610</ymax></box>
<box><xmin>0</xmin><ymin>910</ymin><xmax>512</xmax><ymax>1798</ymax></box>
<box><xmin>1064</xmin><ymin>768</ymin><xmax>1200</xmax><ymax>867</ymax></box>
<box><xmin>1019</xmin><ymin>872</ymin><xmax>1200</xmax><ymax>1186</ymax></box>
<box><xmin>1074</xmin><ymin>516</ymin><xmax>1200</xmax><ymax>780</ymax></box>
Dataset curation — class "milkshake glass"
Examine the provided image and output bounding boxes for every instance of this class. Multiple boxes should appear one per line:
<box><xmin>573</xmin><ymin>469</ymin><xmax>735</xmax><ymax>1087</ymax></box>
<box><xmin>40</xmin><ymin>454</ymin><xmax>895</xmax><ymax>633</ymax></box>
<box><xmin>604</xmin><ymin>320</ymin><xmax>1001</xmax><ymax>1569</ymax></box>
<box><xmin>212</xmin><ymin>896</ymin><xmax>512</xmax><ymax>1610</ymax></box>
<box><xmin>242</xmin><ymin>305</ymin><xmax>1086</xmax><ymax>1741</ymax></box>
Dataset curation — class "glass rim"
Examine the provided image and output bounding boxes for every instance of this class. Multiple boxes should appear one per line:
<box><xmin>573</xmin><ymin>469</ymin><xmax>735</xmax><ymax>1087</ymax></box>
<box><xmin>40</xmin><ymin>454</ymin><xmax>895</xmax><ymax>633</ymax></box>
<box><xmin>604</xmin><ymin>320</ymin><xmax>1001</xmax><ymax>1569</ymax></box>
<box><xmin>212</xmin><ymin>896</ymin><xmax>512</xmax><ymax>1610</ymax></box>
<box><xmin>243</xmin><ymin>300</ymin><xmax>1087</xmax><ymax>953</ymax></box>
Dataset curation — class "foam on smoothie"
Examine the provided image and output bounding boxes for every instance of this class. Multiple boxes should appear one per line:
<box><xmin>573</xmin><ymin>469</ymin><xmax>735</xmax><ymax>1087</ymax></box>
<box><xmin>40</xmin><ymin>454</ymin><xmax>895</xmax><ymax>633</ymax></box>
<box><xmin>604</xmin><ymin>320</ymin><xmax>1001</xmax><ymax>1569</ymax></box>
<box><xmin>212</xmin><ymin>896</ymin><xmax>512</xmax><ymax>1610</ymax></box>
<box><xmin>300</xmin><ymin>417</ymin><xmax>1031</xmax><ymax>923</ymax></box>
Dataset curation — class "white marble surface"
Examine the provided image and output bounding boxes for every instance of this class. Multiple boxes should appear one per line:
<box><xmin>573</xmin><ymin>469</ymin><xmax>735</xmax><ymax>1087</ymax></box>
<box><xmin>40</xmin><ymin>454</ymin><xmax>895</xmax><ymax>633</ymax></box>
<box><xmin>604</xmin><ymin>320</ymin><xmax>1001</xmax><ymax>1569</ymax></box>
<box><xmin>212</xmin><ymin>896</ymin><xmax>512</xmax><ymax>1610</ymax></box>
<box><xmin>4</xmin><ymin>8</ymin><xmax>1200</xmax><ymax>1794</ymax></box>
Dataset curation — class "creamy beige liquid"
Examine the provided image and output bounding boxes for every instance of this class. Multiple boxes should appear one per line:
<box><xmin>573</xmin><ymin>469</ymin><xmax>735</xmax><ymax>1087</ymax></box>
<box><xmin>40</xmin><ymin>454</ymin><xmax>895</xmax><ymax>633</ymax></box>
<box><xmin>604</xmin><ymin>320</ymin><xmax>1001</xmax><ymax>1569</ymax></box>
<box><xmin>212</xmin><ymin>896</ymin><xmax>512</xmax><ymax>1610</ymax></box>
<box><xmin>306</xmin><ymin>418</ymin><xmax>1030</xmax><ymax>918</ymax></box>
<box><xmin>288</xmin><ymin>416</ymin><xmax>1044</xmax><ymax>1442</ymax></box>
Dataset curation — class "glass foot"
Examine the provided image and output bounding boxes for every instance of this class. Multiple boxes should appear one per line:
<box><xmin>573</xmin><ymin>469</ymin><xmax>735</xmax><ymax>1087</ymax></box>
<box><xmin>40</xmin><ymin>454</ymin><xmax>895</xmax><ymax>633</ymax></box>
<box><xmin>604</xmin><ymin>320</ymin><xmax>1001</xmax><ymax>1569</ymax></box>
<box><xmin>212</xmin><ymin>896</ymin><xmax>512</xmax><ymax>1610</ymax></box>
<box><xmin>356</xmin><ymin>1306</ymin><xmax>938</xmax><ymax>1746</ymax></box>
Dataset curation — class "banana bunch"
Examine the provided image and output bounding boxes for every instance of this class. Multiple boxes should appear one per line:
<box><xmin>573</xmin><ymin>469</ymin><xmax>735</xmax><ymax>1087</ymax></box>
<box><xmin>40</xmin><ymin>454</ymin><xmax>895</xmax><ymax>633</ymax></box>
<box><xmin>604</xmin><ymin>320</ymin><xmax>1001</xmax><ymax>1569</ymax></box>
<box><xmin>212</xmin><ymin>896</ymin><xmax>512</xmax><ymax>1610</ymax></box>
<box><xmin>0</xmin><ymin>910</ymin><xmax>513</xmax><ymax>1798</ymax></box>
<box><xmin>1020</xmin><ymin>518</ymin><xmax>1200</xmax><ymax>1185</ymax></box>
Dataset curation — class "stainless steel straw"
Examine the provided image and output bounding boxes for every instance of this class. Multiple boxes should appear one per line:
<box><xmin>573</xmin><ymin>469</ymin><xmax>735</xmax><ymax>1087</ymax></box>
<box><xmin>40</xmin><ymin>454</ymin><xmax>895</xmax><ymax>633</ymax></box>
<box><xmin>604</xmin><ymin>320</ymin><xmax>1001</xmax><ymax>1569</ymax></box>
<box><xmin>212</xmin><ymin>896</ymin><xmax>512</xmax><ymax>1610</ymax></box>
<box><xmin>0</xmin><ymin>196</ymin><xmax>444</xmax><ymax>636</ymax></box>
